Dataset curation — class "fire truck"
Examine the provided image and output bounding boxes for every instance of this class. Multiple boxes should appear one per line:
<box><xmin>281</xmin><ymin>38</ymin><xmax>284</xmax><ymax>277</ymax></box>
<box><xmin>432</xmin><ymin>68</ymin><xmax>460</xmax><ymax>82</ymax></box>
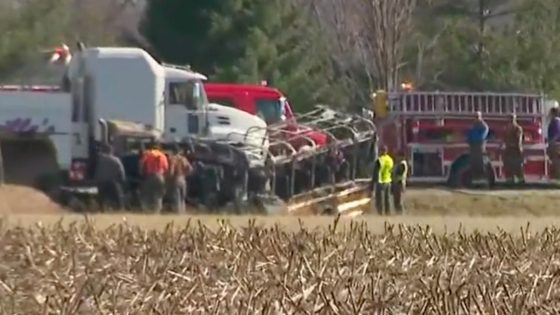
<box><xmin>374</xmin><ymin>91</ymin><xmax>558</xmax><ymax>187</ymax></box>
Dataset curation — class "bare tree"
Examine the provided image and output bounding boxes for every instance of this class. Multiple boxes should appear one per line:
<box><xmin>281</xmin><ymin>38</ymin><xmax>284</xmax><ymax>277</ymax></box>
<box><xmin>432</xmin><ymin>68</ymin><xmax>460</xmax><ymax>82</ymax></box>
<box><xmin>311</xmin><ymin>0</ymin><xmax>417</xmax><ymax>93</ymax></box>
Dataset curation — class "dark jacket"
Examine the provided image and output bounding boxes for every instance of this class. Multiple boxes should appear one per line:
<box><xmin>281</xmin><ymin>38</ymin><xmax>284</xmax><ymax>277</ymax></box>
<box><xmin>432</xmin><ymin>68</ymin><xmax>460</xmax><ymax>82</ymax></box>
<box><xmin>548</xmin><ymin>117</ymin><xmax>560</xmax><ymax>143</ymax></box>
<box><xmin>94</xmin><ymin>153</ymin><xmax>126</xmax><ymax>183</ymax></box>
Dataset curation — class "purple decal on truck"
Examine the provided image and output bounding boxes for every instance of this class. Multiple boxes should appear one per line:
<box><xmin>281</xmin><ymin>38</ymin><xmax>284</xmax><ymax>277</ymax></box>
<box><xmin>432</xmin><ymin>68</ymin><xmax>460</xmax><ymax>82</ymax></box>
<box><xmin>0</xmin><ymin>117</ymin><xmax>56</xmax><ymax>134</ymax></box>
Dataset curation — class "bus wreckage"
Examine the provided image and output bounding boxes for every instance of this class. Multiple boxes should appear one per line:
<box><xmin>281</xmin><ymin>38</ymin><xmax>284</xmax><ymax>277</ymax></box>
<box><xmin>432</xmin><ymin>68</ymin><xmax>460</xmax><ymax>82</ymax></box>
<box><xmin>186</xmin><ymin>105</ymin><xmax>378</xmax><ymax>216</ymax></box>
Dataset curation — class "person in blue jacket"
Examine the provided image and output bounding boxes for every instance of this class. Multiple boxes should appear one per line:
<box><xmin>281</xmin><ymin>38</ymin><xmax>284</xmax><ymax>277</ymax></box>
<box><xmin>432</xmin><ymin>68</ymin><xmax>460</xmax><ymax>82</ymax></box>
<box><xmin>467</xmin><ymin>111</ymin><xmax>489</xmax><ymax>180</ymax></box>
<box><xmin>547</xmin><ymin>107</ymin><xmax>560</xmax><ymax>180</ymax></box>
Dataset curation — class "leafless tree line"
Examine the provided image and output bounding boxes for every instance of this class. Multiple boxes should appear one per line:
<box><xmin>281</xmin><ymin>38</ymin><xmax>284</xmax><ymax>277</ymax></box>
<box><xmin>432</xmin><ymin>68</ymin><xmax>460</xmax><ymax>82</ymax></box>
<box><xmin>3</xmin><ymin>0</ymin><xmax>417</xmax><ymax>96</ymax></box>
<box><xmin>309</xmin><ymin>0</ymin><xmax>417</xmax><ymax>95</ymax></box>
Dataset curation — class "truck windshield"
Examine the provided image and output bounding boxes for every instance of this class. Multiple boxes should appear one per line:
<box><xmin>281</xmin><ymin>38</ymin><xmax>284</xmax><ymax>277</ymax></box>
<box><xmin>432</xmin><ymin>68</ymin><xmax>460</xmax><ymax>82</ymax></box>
<box><xmin>169</xmin><ymin>81</ymin><xmax>208</xmax><ymax>110</ymax></box>
<box><xmin>256</xmin><ymin>99</ymin><xmax>283</xmax><ymax>124</ymax></box>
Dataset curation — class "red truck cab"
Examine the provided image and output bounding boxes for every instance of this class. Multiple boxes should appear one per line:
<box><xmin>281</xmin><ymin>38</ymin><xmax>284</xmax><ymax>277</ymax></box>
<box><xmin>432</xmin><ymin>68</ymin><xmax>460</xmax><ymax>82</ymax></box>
<box><xmin>204</xmin><ymin>83</ymin><xmax>294</xmax><ymax>124</ymax></box>
<box><xmin>204</xmin><ymin>83</ymin><xmax>327</xmax><ymax>148</ymax></box>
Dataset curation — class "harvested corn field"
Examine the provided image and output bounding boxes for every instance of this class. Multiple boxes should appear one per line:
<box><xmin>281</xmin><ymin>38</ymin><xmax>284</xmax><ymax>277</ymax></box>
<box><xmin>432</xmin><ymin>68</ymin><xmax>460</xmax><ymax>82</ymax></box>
<box><xmin>1</xmin><ymin>217</ymin><xmax>560</xmax><ymax>314</ymax></box>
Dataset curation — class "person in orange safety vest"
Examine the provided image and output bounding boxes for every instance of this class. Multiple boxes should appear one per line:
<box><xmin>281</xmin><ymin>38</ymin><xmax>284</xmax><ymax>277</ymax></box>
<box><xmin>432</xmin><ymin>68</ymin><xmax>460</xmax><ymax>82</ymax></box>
<box><xmin>139</xmin><ymin>141</ymin><xmax>169</xmax><ymax>213</ymax></box>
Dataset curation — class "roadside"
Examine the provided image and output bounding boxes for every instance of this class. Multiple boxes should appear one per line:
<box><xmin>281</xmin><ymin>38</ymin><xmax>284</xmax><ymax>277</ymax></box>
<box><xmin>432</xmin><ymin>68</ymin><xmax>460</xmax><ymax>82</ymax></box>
<box><xmin>0</xmin><ymin>184</ymin><xmax>559</xmax><ymax>217</ymax></box>
<box><xmin>403</xmin><ymin>188</ymin><xmax>560</xmax><ymax>216</ymax></box>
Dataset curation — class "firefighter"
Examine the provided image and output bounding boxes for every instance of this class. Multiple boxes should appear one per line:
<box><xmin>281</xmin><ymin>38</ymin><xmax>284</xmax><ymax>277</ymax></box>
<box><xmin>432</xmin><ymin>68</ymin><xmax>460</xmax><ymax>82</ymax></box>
<box><xmin>392</xmin><ymin>151</ymin><xmax>408</xmax><ymax>213</ymax></box>
<box><xmin>371</xmin><ymin>145</ymin><xmax>393</xmax><ymax>215</ymax></box>
<box><xmin>503</xmin><ymin>113</ymin><xmax>525</xmax><ymax>184</ymax></box>
<box><xmin>547</xmin><ymin>107</ymin><xmax>560</xmax><ymax>181</ymax></box>
<box><xmin>94</xmin><ymin>143</ymin><xmax>126</xmax><ymax>210</ymax></box>
<box><xmin>139</xmin><ymin>141</ymin><xmax>169</xmax><ymax>213</ymax></box>
<box><xmin>166</xmin><ymin>144</ymin><xmax>192</xmax><ymax>213</ymax></box>
<box><xmin>467</xmin><ymin>111</ymin><xmax>489</xmax><ymax>181</ymax></box>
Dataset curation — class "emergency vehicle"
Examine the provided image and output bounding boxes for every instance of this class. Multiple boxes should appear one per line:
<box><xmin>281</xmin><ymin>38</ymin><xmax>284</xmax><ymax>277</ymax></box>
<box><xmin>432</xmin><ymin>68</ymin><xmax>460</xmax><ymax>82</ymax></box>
<box><xmin>203</xmin><ymin>83</ymin><xmax>329</xmax><ymax>149</ymax></box>
<box><xmin>373</xmin><ymin>90</ymin><xmax>558</xmax><ymax>186</ymax></box>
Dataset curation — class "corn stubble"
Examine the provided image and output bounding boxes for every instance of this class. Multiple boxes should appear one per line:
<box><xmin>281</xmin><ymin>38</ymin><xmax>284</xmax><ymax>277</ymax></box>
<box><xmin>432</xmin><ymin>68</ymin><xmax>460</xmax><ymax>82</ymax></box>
<box><xmin>0</xmin><ymin>217</ymin><xmax>559</xmax><ymax>314</ymax></box>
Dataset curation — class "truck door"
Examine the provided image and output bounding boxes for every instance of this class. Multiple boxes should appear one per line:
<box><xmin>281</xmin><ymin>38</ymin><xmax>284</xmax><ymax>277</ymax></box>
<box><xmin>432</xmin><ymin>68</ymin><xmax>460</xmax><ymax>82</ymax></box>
<box><xmin>165</xmin><ymin>80</ymin><xmax>208</xmax><ymax>138</ymax></box>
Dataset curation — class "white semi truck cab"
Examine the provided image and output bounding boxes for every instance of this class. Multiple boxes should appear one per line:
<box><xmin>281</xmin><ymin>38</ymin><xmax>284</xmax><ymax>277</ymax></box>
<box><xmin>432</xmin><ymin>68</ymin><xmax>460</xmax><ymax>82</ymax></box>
<box><xmin>162</xmin><ymin>64</ymin><xmax>268</xmax><ymax>162</ymax></box>
<box><xmin>0</xmin><ymin>45</ymin><xmax>268</xmax><ymax>189</ymax></box>
<box><xmin>66</xmin><ymin>46</ymin><xmax>268</xmax><ymax>181</ymax></box>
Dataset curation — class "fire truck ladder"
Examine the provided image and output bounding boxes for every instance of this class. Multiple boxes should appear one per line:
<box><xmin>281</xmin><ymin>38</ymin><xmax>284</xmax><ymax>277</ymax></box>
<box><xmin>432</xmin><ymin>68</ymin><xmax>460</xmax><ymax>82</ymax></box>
<box><xmin>389</xmin><ymin>91</ymin><xmax>545</xmax><ymax>118</ymax></box>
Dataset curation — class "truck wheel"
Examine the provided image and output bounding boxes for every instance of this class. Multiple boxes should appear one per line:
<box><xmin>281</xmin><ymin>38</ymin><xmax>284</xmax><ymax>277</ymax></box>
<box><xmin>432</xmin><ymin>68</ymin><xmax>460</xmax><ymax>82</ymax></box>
<box><xmin>58</xmin><ymin>191</ymin><xmax>88</xmax><ymax>212</ymax></box>
<box><xmin>448</xmin><ymin>164</ymin><xmax>472</xmax><ymax>188</ymax></box>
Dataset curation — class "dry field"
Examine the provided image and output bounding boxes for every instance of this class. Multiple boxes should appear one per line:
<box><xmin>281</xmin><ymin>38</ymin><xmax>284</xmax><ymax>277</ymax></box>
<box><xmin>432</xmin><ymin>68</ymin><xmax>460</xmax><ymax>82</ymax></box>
<box><xmin>0</xmin><ymin>216</ymin><xmax>559</xmax><ymax>313</ymax></box>
<box><xmin>1</xmin><ymin>186</ymin><xmax>560</xmax><ymax>313</ymax></box>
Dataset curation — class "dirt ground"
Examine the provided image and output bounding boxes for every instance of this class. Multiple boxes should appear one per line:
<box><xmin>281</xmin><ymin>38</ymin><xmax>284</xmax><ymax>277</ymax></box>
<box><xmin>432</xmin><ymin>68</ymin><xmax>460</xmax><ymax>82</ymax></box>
<box><xmin>0</xmin><ymin>184</ymin><xmax>559</xmax><ymax>217</ymax></box>
<box><xmin>0</xmin><ymin>185</ymin><xmax>65</xmax><ymax>214</ymax></box>
<box><xmin>0</xmin><ymin>184</ymin><xmax>559</xmax><ymax>234</ymax></box>
<box><xmin>402</xmin><ymin>188</ymin><xmax>560</xmax><ymax>216</ymax></box>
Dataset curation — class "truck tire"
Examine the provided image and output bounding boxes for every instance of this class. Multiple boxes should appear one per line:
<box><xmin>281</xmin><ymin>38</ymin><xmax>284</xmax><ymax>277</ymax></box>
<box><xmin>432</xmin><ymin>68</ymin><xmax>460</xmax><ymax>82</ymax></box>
<box><xmin>448</xmin><ymin>163</ymin><xmax>472</xmax><ymax>188</ymax></box>
<box><xmin>448</xmin><ymin>159</ymin><xmax>495</xmax><ymax>189</ymax></box>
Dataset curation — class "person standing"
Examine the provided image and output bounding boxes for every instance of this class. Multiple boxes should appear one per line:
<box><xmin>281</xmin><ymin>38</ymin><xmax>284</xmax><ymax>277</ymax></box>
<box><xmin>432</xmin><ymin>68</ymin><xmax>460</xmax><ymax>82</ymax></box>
<box><xmin>140</xmin><ymin>141</ymin><xmax>169</xmax><ymax>213</ymax></box>
<box><xmin>392</xmin><ymin>151</ymin><xmax>408</xmax><ymax>214</ymax></box>
<box><xmin>94</xmin><ymin>143</ymin><xmax>126</xmax><ymax>210</ymax></box>
<box><xmin>547</xmin><ymin>107</ymin><xmax>560</xmax><ymax>181</ymax></box>
<box><xmin>372</xmin><ymin>145</ymin><xmax>393</xmax><ymax>215</ymax></box>
<box><xmin>503</xmin><ymin>113</ymin><xmax>525</xmax><ymax>184</ymax></box>
<box><xmin>467</xmin><ymin>111</ymin><xmax>489</xmax><ymax>181</ymax></box>
<box><xmin>166</xmin><ymin>144</ymin><xmax>192</xmax><ymax>213</ymax></box>
<box><xmin>121</xmin><ymin>142</ymin><xmax>145</xmax><ymax>209</ymax></box>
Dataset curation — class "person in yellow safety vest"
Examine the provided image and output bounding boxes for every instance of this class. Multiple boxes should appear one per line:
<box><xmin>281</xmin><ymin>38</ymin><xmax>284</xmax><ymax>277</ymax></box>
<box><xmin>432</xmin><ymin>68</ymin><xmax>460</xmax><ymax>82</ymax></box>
<box><xmin>372</xmin><ymin>145</ymin><xmax>394</xmax><ymax>215</ymax></box>
<box><xmin>392</xmin><ymin>151</ymin><xmax>408</xmax><ymax>214</ymax></box>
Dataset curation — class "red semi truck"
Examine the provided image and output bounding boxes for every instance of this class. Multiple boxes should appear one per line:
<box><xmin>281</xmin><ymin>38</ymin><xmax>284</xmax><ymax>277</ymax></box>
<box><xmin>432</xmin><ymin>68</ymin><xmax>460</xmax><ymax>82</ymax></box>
<box><xmin>203</xmin><ymin>83</ymin><xmax>328</xmax><ymax>150</ymax></box>
<box><xmin>204</xmin><ymin>83</ymin><xmax>294</xmax><ymax>124</ymax></box>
